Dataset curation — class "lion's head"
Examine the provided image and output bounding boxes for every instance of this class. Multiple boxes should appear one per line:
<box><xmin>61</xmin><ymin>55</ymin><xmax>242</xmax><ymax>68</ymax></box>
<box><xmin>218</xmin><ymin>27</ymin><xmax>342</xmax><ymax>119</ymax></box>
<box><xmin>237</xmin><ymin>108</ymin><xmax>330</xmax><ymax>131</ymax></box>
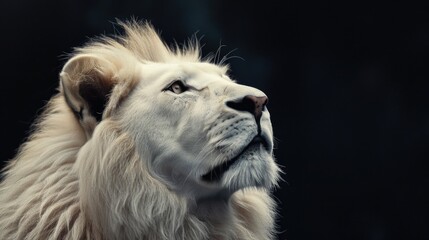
<box><xmin>0</xmin><ymin>21</ymin><xmax>283</xmax><ymax>239</ymax></box>
<box><xmin>61</xmin><ymin>22</ymin><xmax>280</xmax><ymax>204</ymax></box>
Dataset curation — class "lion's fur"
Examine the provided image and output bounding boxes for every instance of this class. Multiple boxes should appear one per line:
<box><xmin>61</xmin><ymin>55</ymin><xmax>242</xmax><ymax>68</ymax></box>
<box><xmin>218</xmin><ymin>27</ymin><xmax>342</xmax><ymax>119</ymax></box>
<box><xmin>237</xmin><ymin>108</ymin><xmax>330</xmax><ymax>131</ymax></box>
<box><xmin>0</xmin><ymin>21</ymin><xmax>279</xmax><ymax>240</ymax></box>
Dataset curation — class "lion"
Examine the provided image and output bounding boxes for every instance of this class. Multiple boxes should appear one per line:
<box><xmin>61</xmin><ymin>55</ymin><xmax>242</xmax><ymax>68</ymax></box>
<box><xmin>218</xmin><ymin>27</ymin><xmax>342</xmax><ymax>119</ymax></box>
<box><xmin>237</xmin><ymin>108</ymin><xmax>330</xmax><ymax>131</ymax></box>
<box><xmin>0</xmin><ymin>21</ymin><xmax>281</xmax><ymax>240</ymax></box>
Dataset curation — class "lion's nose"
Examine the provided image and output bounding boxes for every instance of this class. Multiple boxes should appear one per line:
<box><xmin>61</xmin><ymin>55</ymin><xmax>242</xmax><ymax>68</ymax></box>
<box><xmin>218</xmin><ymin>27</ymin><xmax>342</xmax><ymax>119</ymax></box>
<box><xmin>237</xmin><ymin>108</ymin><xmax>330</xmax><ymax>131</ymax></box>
<box><xmin>226</xmin><ymin>95</ymin><xmax>268</xmax><ymax>121</ymax></box>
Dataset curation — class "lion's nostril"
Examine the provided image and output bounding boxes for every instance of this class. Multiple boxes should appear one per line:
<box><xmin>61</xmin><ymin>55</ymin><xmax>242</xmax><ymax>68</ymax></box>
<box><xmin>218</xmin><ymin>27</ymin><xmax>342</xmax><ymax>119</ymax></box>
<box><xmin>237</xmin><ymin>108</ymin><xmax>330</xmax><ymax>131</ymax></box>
<box><xmin>226</xmin><ymin>95</ymin><xmax>268</xmax><ymax>120</ymax></box>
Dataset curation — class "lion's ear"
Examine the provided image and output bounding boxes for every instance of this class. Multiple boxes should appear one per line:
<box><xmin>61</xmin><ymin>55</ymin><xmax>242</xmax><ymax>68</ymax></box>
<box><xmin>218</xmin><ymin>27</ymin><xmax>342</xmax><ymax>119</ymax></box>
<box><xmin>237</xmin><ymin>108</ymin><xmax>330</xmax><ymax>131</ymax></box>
<box><xmin>60</xmin><ymin>54</ymin><xmax>117</xmax><ymax>130</ymax></box>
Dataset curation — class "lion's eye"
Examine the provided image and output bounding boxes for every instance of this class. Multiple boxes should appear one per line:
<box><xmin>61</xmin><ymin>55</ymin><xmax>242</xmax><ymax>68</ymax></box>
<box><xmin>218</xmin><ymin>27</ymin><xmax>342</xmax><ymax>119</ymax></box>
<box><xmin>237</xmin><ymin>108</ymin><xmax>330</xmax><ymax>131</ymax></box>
<box><xmin>165</xmin><ymin>81</ymin><xmax>188</xmax><ymax>94</ymax></box>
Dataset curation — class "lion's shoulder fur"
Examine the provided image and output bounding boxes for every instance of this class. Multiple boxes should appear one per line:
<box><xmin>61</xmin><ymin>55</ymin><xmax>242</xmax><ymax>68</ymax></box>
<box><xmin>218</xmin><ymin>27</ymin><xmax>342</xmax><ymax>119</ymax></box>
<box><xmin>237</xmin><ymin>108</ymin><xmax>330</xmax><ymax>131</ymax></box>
<box><xmin>0</xmin><ymin>21</ymin><xmax>277</xmax><ymax>240</ymax></box>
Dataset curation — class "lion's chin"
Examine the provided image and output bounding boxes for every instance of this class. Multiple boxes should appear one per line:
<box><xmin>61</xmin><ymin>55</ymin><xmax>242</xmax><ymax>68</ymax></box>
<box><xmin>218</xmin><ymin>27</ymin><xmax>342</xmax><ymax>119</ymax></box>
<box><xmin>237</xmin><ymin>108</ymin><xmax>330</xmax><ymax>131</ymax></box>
<box><xmin>201</xmin><ymin>141</ymin><xmax>273</xmax><ymax>194</ymax></box>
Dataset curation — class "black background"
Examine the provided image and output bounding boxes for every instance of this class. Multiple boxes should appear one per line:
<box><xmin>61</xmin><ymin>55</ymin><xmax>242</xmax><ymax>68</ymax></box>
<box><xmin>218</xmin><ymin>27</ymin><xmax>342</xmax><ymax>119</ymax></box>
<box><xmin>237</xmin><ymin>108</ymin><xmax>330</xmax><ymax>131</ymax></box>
<box><xmin>1</xmin><ymin>1</ymin><xmax>428</xmax><ymax>240</ymax></box>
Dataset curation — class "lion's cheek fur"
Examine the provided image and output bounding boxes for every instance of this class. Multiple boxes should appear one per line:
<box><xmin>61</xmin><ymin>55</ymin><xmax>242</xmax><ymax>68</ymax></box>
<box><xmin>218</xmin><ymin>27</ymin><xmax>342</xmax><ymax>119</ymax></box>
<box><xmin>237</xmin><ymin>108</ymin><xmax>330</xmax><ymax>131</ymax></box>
<box><xmin>76</xmin><ymin>121</ymin><xmax>208</xmax><ymax>239</ymax></box>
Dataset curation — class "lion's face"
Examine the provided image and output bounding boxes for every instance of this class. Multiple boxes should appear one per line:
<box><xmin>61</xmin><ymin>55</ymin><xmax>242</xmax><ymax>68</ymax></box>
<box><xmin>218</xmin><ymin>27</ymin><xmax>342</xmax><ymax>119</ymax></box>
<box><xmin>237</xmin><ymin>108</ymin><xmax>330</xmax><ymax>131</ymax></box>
<box><xmin>119</xmin><ymin>62</ymin><xmax>279</xmax><ymax>199</ymax></box>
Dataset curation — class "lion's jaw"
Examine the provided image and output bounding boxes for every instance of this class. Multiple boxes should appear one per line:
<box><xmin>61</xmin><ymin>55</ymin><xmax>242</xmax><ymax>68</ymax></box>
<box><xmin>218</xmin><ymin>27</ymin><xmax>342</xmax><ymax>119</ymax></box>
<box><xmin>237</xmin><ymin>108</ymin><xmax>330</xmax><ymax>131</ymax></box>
<box><xmin>121</xmin><ymin>62</ymin><xmax>279</xmax><ymax>201</ymax></box>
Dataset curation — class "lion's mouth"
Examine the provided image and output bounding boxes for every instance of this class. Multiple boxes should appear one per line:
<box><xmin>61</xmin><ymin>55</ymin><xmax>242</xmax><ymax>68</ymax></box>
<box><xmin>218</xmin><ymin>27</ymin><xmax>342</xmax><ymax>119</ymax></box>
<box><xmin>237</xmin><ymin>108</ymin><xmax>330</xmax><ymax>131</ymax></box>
<box><xmin>201</xmin><ymin>136</ymin><xmax>268</xmax><ymax>182</ymax></box>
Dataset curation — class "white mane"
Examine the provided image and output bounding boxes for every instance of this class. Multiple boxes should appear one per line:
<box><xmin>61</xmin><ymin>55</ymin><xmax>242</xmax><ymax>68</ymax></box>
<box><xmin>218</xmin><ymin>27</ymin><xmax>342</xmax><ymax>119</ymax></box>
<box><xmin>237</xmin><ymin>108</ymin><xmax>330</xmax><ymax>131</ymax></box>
<box><xmin>0</xmin><ymin>21</ymin><xmax>280</xmax><ymax>240</ymax></box>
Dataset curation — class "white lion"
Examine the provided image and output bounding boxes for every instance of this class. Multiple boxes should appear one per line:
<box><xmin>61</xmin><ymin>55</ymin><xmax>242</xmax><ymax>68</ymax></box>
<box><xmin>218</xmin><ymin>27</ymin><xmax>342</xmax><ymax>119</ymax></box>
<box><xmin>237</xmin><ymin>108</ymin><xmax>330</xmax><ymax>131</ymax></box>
<box><xmin>0</xmin><ymin>21</ymin><xmax>281</xmax><ymax>240</ymax></box>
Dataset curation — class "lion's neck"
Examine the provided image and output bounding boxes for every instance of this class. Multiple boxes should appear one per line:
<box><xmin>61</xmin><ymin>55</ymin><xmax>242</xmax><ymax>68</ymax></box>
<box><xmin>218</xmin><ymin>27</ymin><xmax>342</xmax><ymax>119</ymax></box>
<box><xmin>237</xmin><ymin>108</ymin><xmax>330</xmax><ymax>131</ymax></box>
<box><xmin>185</xmin><ymin>191</ymin><xmax>273</xmax><ymax>240</ymax></box>
<box><xmin>191</xmin><ymin>197</ymin><xmax>239</xmax><ymax>239</ymax></box>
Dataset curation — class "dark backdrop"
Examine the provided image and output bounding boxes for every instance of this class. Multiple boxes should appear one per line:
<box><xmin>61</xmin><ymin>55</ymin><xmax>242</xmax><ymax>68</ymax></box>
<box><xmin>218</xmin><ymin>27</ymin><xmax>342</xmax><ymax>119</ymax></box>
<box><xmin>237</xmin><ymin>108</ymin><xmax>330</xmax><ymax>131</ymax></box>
<box><xmin>1</xmin><ymin>1</ymin><xmax>428</xmax><ymax>240</ymax></box>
